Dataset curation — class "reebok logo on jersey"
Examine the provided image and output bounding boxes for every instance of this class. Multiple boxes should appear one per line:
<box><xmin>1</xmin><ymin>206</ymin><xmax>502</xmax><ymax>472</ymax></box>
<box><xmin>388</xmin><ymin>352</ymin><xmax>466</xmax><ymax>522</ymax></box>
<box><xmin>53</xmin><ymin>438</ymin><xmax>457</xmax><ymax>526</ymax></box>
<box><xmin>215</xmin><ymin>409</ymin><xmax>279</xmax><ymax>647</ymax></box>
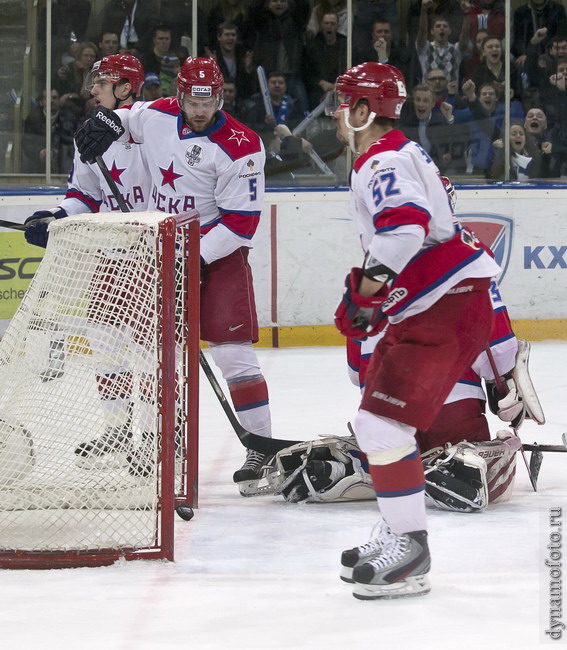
<box><xmin>95</xmin><ymin>111</ymin><xmax>123</xmax><ymax>134</ymax></box>
<box><xmin>381</xmin><ymin>287</ymin><xmax>408</xmax><ymax>313</ymax></box>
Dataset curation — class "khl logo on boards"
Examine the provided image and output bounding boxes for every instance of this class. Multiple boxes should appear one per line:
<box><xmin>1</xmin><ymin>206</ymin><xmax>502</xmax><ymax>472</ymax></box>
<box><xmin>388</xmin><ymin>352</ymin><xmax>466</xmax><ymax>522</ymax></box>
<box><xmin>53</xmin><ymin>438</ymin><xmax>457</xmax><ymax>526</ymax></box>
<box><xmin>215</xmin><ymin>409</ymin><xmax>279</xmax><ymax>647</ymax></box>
<box><xmin>457</xmin><ymin>214</ymin><xmax>513</xmax><ymax>281</ymax></box>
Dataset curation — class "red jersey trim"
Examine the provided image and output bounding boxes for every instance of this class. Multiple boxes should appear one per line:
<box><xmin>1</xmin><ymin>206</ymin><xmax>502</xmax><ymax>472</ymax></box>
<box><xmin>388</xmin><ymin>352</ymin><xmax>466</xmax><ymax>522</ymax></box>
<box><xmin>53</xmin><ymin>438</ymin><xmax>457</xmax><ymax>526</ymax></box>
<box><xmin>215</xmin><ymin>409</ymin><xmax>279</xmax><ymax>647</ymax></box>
<box><xmin>148</xmin><ymin>96</ymin><xmax>180</xmax><ymax>115</ymax></box>
<box><xmin>64</xmin><ymin>189</ymin><xmax>101</xmax><ymax>213</ymax></box>
<box><xmin>208</xmin><ymin>112</ymin><xmax>262</xmax><ymax>161</ymax></box>
<box><xmin>374</xmin><ymin>203</ymin><xmax>431</xmax><ymax>233</ymax></box>
<box><xmin>353</xmin><ymin>130</ymin><xmax>410</xmax><ymax>173</ymax></box>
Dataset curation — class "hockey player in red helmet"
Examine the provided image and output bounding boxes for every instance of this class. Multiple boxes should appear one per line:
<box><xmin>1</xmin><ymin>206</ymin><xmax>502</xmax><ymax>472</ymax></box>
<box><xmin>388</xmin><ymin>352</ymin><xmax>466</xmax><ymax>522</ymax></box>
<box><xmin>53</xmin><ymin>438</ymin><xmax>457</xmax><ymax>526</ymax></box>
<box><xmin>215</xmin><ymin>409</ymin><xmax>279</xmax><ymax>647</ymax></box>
<box><xmin>23</xmin><ymin>54</ymin><xmax>151</xmax><ymax>464</ymax></box>
<box><xmin>85</xmin><ymin>54</ymin><xmax>145</xmax><ymax>109</ymax></box>
<box><xmin>331</xmin><ymin>63</ymin><xmax>500</xmax><ymax>600</ymax></box>
<box><xmin>329</xmin><ymin>62</ymin><xmax>407</xmax><ymax>154</ymax></box>
<box><xmin>25</xmin><ymin>52</ymin><xmax>149</xmax><ymax>245</ymax></box>
<box><xmin>175</xmin><ymin>57</ymin><xmax>225</xmax><ymax>132</ymax></box>
<box><xmin>74</xmin><ymin>56</ymin><xmax>276</xmax><ymax>493</ymax></box>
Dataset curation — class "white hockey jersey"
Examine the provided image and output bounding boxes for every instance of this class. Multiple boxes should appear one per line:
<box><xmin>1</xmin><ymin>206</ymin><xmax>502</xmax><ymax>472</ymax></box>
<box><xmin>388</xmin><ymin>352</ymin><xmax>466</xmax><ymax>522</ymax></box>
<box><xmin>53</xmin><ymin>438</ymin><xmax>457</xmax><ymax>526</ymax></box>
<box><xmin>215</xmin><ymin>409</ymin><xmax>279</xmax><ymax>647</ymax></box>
<box><xmin>60</xmin><ymin>105</ymin><xmax>150</xmax><ymax>215</ymax></box>
<box><xmin>350</xmin><ymin>129</ymin><xmax>500</xmax><ymax>323</ymax></box>
<box><xmin>116</xmin><ymin>97</ymin><xmax>266</xmax><ymax>264</ymax></box>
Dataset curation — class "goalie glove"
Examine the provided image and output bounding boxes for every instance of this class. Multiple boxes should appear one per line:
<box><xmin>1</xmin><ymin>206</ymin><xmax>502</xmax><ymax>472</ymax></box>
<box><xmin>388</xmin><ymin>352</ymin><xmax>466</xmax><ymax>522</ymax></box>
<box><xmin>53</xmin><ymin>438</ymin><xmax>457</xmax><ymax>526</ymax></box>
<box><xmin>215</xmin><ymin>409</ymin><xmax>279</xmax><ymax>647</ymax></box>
<box><xmin>24</xmin><ymin>207</ymin><xmax>67</xmax><ymax>248</ymax></box>
<box><xmin>334</xmin><ymin>268</ymin><xmax>388</xmax><ymax>340</ymax></box>
<box><xmin>486</xmin><ymin>375</ymin><xmax>525</xmax><ymax>428</ymax></box>
<box><xmin>486</xmin><ymin>340</ymin><xmax>545</xmax><ymax>429</ymax></box>
<box><xmin>75</xmin><ymin>107</ymin><xmax>124</xmax><ymax>164</ymax></box>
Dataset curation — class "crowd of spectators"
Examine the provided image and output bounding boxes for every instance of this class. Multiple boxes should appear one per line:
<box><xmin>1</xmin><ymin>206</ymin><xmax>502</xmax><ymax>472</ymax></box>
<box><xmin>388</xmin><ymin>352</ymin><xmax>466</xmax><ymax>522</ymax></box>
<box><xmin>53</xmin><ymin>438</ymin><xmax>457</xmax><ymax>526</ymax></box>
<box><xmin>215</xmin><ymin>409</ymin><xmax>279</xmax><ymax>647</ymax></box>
<box><xmin>24</xmin><ymin>0</ymin><xmax>567</xmax><ymax>181</ymax></box>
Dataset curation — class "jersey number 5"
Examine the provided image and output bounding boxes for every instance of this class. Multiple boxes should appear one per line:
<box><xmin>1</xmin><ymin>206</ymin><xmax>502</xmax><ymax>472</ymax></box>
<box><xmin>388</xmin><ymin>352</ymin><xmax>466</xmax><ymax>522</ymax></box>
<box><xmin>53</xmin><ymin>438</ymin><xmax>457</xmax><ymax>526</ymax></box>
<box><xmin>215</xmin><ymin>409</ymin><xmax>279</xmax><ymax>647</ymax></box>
<box><xmin>249</xmin><ymin>178</ymin><xmax>257</xmax><ymax>201</ymax></box>
<box><xmin>372</xmin><ymin>172</ymin><xmax>399</xmax><ymax>207</ymax></box>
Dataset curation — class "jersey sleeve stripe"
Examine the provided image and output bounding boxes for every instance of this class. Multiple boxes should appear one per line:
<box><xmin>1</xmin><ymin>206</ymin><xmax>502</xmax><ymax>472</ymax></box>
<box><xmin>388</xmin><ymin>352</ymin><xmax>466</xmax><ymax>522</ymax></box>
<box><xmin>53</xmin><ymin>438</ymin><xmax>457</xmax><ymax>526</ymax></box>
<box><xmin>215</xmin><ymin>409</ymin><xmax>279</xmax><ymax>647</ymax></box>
<box><xmin>218</xmin><ymin>207</ymin><xmax>262</xmax><ymax>217</ymax></box>
<box><xmin>219</xmin><ymin>213</ymin><xmax>260</xmax><ymax>239</ymax></box>
<box><xmin>373</xmin><ymin>203</ymin><xmax>431</xmax><ymax>233</ymax></box>
<box><xmin>64</xmin><ymin>189</ymin><xmax>101</xmax><ymax>212</ymax></box>
<box><xmin>489</xmin><ymin>332</ymin><xmax>516</xmax><ymax>346</ymax></box>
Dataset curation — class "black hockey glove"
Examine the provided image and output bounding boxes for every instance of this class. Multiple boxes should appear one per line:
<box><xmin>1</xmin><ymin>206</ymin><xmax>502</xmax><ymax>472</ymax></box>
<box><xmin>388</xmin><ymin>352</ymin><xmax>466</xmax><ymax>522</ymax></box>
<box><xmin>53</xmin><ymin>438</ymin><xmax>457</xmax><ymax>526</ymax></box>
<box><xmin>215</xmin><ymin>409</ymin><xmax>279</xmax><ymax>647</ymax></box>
<box><xmin>75</xmin><ymin>107</ymin><xmax>124</xmax><ymax>164</ymax></box>
<box><xmin>24</xmin><ymin>207</ymin><xmax>67</xmax><ymax>248</ymax></box>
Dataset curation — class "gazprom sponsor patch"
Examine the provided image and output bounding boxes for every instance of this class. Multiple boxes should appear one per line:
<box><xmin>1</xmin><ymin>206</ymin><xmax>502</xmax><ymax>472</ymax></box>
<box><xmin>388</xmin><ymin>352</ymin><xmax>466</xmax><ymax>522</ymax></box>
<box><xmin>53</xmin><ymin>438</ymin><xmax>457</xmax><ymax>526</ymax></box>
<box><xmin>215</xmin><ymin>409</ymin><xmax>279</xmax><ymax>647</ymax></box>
<box><xmin>191</xmin><ymin>85</ymin><xmax>212</xmax><ymax>97</ymax></box>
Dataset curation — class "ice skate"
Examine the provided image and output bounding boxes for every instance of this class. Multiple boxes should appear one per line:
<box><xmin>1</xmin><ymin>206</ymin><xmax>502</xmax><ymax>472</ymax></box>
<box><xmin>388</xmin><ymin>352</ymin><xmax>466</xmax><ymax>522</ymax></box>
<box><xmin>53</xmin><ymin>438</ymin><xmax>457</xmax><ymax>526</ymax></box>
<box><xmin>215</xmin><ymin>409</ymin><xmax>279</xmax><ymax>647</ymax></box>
<box><xmin>127</xmin><ymin>430</ymin><xmax>155</xmax><ymax>479</ymax></box>
<box><xmin>340</xmin><ymin>520</ymin><xmax>392</xmax><ymax>583</ymax></box>
<box><xmin>233</xmin><ymin>449</ymin><xmax>275</xmax><ymax>497</ymax></box>
<box><xmin>39</xmin><ymin>336</ymin><xmax>65</xmax><ymax>382</ymax></box>
<box><xmin>352</xmin><ymin>527</ymin><xmax>431</xmax><ymax>600</ymax></box>
<box><xmin>74</xmin><ymin>423</ymin><xmax>133</xmax><ymax>469</ymax></box>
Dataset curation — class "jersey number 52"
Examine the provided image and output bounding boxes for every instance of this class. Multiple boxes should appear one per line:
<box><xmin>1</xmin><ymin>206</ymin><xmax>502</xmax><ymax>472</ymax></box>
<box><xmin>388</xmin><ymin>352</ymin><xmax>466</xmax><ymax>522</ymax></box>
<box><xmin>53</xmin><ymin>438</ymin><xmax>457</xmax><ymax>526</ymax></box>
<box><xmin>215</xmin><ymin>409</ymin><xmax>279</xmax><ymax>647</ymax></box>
<box><xmin>372</xmin><ymin>172</ymin><xmax>399</xmax><ymax>207</ymax></box>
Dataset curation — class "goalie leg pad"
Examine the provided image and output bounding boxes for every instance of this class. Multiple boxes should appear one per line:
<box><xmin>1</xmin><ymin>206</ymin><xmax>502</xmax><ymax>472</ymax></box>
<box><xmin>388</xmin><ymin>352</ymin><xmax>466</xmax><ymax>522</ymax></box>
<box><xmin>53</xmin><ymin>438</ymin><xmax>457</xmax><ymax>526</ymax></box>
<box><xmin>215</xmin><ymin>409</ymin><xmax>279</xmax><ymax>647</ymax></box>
<box><xmin>273</xmin><ymin>436</ymin><xmax>374</xmax><ymax>503</ymax></box>
<box><xmin>424</xmin><ymin>442</ymin><xmax>488</xmax><ymax>512</ymax></box>
<box><xmin>472</xmin><ymin>431</ymin><xmax>520</xmax><ymax>503</ymax></box>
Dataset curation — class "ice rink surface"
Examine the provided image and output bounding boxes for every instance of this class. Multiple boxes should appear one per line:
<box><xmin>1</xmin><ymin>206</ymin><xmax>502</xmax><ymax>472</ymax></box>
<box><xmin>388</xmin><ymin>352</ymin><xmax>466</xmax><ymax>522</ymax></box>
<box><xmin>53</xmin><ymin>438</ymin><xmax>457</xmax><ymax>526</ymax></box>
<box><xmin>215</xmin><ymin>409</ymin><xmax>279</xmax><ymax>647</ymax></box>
<box><xmin>1</xmin><ymin>342</ymin><xmax>565</xmax><ymax>650</ymax></box>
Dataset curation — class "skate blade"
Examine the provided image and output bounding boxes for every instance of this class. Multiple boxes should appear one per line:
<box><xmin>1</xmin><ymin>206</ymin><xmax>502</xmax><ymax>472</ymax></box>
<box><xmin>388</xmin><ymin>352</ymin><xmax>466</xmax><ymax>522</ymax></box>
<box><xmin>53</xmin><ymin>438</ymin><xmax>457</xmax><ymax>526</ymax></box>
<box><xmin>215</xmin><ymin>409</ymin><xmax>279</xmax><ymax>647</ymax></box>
<box><xmin>352</xmin><ymin>574</ymin><xmax>431</xmax><ymax>600</ymax></box>
<box><xmin>340</xmin><ymin>566</ymin><xmax>355</xmax><ymax>583</ymax></box>
<box><xmin>75</xmin><ymin>452</ymin><xmax>130</xmax><ymax>471</ymax></box>
<box><xmin>237</xmin><ymin>478</ymin><xmax>277</xmax><ymax>497</ymax></box>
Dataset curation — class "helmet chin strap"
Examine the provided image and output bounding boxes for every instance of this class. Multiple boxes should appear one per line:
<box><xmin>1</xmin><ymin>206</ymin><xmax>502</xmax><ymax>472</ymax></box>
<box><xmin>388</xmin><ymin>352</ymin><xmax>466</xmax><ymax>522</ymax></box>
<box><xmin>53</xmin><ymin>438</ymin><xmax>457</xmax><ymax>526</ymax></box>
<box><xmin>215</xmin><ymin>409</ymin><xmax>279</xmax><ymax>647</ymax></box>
<box><xmin>344</xmin><ymin>107</ymin><xmax>377</xmax><ymax>155</ymax></box>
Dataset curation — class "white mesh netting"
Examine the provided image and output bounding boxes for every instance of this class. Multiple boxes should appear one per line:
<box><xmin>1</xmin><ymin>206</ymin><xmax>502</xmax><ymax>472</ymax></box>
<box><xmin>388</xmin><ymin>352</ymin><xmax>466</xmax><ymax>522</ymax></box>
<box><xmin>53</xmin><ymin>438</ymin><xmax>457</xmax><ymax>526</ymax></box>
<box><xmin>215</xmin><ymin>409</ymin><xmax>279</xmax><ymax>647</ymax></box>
<box><xmin>0</xmin><ymin>212</ymin><xmax>188</xmax><ymax>554</ymax></box>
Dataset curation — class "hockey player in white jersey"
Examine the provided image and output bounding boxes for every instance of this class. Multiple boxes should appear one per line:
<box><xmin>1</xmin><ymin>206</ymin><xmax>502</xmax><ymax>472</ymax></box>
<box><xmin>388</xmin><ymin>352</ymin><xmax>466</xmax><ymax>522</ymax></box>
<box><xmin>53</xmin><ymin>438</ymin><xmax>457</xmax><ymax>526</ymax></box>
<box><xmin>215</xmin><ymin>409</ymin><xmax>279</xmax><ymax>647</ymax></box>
<box><xmin>274</xmin><ymin>176</ymin><xmax>543</xmax><ymax>512</ymax></box>
<box><xmin>25</xmin><ymin>54</ymin><xmax>149</xmax><ymax>241</ymax></box>
<box><xmin>74</xmin><ymin>57</ymin><xmax>275</xmax><ymax>494</ymax></box>
<box><xmin>329</xmin><ymin>62</ymin><xmax>501</xmax><ymax>600</ymax></box>
<box><xmin>23</xmin><ymin>54</ymin><xmax>153</xmax><ymax>471</ymax></box>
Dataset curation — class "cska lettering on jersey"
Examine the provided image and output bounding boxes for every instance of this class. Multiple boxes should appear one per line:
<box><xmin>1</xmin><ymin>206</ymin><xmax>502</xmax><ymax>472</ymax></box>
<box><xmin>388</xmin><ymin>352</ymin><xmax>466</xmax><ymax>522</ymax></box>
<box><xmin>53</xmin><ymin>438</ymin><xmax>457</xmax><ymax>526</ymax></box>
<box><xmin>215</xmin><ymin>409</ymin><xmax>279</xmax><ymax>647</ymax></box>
<box><xmin>151</xmin><ymin>185</ymin><xmax>196</xmax><ymax>213</ymax></box>
<box><xmin>105</xmin><ymin>186</ymin><xmax>146</xmax><ymax>211</ymax></box>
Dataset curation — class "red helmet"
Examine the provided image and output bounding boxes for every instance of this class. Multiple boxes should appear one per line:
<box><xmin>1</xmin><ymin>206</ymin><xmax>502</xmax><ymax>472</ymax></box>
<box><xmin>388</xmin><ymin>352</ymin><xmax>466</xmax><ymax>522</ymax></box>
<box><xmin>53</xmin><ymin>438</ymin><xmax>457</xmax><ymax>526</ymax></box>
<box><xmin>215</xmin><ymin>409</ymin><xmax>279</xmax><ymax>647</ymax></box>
<box><xmin>336</xmin><ymin>62</ymin><xmax>407</xmax><ymax>119</ymax></box>
<box><xmin>88</xmin><ymin>54</ymin><xmax>145</xmax><ymax>95</ymax></box>
<box><xmin>177</xmin><ymin>57</ymin><xmax>224</xmax><ymax>97</ymax></box>
<box><xmin>440</xmin><ymin>176</ymin><xmax>457</xmax><ymax>211</ymax></box>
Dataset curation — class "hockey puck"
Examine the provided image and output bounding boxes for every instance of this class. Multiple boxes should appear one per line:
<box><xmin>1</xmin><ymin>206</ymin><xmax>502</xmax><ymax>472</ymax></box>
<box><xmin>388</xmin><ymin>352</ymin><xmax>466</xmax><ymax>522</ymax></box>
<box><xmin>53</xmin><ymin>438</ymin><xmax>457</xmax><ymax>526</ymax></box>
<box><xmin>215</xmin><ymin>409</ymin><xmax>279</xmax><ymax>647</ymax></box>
<box><xmin>176</xmin><ymin>504</ymin><xmax>194</xmax><ymax>521</ymax></box>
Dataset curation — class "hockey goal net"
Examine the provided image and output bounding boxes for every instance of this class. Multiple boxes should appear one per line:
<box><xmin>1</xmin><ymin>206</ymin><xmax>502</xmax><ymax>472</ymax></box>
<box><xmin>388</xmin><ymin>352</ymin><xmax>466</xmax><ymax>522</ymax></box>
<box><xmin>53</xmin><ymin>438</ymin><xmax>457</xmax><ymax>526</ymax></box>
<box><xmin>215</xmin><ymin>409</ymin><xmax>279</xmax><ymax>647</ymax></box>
<box><xmin>0</xmin><ymin>211</ymin><xmax>200</xmax><ymax>568</ymax></box>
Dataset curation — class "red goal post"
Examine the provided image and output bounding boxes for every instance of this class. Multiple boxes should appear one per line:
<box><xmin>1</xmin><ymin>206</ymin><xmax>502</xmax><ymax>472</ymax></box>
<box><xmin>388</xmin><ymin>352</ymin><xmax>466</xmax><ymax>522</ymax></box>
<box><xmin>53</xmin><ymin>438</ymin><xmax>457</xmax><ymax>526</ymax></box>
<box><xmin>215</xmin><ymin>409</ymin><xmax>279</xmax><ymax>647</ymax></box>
<box><xmin>0</xmin><ymin>210</ymin><xmax>200</xmax><ymax>568</ymax></box>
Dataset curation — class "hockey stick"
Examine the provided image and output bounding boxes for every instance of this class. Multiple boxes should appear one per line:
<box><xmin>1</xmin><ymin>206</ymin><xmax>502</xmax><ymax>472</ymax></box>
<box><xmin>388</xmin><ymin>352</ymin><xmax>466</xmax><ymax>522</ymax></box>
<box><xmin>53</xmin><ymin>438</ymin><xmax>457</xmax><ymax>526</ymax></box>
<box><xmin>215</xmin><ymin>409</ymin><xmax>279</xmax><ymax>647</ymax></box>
<box><xmin>95</xmin><ymin>156</ymin><xmax>129</xmax><ymax>211</ymax></box>
<box><xmin>199</xmin><ymin>350</ymin><xmax>301</xmax><ymax>454</ymax></box>
<box><xmin>291</xmin><ymin>97</ymin><xmax>327</xmax><ymax>137</ymax></box>
<box><xmin>257</xmin><ymin>66</ymin><xmax>276</xmax><ymax>121</ymax></box>
<box><xmin>0</xmin><ymin>219</ymin><xmax>26</xmax><ymax>231</ymax></box>
<box><xmin>522</xmin><ymin>434</ymin><xmax>567</xmax><ymax>453</ymax></box>
<box><xmin>95</xmin><ymin>156</ymin><xmax>301</xmax><ymax>456</ymax></box>
<box><xmin>485</xmin><ymin>346</ymin><xmax>540</xmax><ymax>491</ymax></box>
<box><xmin>257</xmin><ymin>66</ymin><xmax>333</xmax><ymax>176</ymax></box>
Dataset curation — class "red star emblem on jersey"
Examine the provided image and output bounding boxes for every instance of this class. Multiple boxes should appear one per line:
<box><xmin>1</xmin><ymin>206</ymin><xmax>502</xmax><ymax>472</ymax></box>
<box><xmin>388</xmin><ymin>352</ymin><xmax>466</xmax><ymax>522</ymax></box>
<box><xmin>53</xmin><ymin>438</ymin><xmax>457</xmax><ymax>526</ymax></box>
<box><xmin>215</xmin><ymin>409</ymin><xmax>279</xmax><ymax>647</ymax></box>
<box><xmin>159</xmin><ymin>162</ymin><xmax>183</xmax><ymax>189</ymax></box>
<box><xmin>228</xmin><ymin>129</ymin><xmax>250</xmax><ymax>146</ymax></box>
<box><xmin>108</xmin><ymin>161</ymin><xmax>126</xmax><ymax>186</ymax></box>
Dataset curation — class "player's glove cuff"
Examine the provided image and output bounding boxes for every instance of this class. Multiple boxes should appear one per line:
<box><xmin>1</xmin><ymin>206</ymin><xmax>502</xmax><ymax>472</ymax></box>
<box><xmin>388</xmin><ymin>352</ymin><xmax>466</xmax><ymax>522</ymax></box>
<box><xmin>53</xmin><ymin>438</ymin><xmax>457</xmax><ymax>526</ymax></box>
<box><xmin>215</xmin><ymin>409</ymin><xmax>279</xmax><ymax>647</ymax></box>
<box><xmin>334</xmin><ymin>268</ymin><xmax>388</xmax><ymax>340</ymax></box>
<box><xmin>75</xmin><ymin>107</ymin><xmax>124</xmax><ymax>164</ymax></box>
